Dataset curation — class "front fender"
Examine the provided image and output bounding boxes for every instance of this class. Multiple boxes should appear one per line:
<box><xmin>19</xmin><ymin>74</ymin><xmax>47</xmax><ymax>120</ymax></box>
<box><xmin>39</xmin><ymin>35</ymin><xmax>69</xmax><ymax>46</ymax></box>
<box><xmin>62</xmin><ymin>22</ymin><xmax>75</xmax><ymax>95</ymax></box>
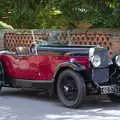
<box><xmin>58</xmin><ymin>62</ymin><xmax>86</xmax><ymax>71</ymax></box>
<box><xmin>53</xmin><ymin>61</ymin><xmax>86</xmax><ymax>80</ymax></box>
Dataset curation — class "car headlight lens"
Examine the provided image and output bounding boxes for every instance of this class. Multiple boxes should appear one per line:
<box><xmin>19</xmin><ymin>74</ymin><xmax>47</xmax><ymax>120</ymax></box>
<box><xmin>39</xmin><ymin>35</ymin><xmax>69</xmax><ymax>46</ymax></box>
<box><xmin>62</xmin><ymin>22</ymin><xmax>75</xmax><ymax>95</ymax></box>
<box><xmin>91</xmin><ymin>55</ymin><xmax>101</xmax><ymax>67</ymax></box>
<box><xmin>115</xmin><ymin>55</ymin><xmax>120</xmax><ymax>67</ymax></box>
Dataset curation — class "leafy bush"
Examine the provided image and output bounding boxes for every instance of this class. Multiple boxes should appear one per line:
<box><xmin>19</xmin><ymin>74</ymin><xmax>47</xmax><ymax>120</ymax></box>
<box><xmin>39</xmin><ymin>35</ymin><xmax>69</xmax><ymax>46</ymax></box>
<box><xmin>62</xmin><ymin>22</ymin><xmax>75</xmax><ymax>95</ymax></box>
<box><xmin>0</xmin><ymin>0</ymin><xmax>120</xmax><ymax>28</ymax></box>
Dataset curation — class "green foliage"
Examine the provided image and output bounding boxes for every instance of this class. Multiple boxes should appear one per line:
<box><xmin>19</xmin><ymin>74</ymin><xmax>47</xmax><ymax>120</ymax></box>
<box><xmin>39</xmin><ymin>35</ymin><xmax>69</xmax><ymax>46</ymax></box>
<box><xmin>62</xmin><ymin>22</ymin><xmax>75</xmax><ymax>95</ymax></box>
<box><xmin>0</xmin><ymin>0</ymin><xmax>120</xmax><ymax>28</ymax></box>
<box><xmin>36</xmin><ymin>9</ymin><xmax>68</xmax><ymax>29</ymax></box>
<box><xmin>54</xmin><ymin>0</ymin><xmax>82</xmax><ymax>21</ymax></box>
<box><xmin>0</xmin><ymin>21</ymin><xmax>13</xmax><ymax>29</ymax></box>
<box><xmin>34</xmin><ymin>1</ymin><xmax>69</xmax><ymax>29</ymax></box>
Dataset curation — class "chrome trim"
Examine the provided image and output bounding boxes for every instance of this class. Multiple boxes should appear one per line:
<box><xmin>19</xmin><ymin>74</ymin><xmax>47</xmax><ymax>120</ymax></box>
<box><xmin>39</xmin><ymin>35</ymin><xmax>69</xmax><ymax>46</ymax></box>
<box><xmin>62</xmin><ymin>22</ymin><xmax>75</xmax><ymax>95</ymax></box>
<box><xmin>0</xmin><ymin>50</ymin><xmax>15</xmax><ymax>55</ymax></box>
<box><xmin>115</xmin><ymin>55</ymin><xmax>120</xmax><ymax>67</ymax></box>
<box><xmin>89</xmin><ymin>47</ymin><xmax>109</xmax><ymax>68</ymax></box>
<box><xmin>89</xmin><ymin>47</ymin><xmax>95</xmax><ymax>60</ymax></box>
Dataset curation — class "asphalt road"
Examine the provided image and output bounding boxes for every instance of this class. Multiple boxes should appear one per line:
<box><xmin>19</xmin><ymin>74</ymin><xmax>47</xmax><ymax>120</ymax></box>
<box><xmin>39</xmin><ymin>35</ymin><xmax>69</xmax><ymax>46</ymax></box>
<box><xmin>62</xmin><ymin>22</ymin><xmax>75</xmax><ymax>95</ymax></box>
<box><xmin>0</xmin><ymin>88</ymin><xmax>120</xmax><ymax>120</ymax></box>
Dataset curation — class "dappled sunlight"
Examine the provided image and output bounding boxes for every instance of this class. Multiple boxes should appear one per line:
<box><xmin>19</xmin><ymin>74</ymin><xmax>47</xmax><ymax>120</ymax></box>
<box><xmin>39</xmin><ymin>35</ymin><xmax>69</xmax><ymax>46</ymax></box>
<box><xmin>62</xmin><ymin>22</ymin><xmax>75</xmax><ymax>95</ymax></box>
<box><xmin>99</xmin><ymin>110</ymin><xmax>120</xmax><ymax>116</ymax></box>
<box><xmin>0</xmin><ymin>106</ymin><xmax>17</xmax><ymax>120</ymax></box>
<box><xmin>1</xmin><ymin>88</ymin><xmax>120</xmax><ymax>120</ymax></box>
<box><xmin>44</xmin><ymin>108</ymin><xmax>120</xmax><ymax>120</ymax></box>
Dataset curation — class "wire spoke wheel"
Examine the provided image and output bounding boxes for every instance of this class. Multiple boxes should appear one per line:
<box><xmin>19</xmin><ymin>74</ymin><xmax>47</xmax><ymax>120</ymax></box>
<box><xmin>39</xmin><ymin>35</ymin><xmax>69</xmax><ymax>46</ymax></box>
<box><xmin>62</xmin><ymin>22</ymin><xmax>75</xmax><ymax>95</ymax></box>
<box><xmin>57</xmin><ymin>69</ymin><xmax>86</xmax><ymax>108</ymax></box>
<box><xmin>60</xmin><ymin>76</ymin><xmax>78</xmax><ymax>101</ymax></box>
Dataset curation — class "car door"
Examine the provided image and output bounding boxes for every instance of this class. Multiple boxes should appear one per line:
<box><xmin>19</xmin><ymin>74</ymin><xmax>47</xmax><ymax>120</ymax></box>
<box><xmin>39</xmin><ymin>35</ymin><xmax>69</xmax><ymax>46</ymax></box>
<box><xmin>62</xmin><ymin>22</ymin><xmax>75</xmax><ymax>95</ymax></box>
<box><xmin>14</xmin><ymin>47</ymin><xmax>38</xmax><ymax>80</ymax></box>
<box><xmin>16</xmin><ymin>56</ymin><xmax>38</xmax><ymax>80</ymax></box>
<box><xmin>34</xmin><ymin>55</ymin><xmax>53</xmax><ymax>80</ymax></box>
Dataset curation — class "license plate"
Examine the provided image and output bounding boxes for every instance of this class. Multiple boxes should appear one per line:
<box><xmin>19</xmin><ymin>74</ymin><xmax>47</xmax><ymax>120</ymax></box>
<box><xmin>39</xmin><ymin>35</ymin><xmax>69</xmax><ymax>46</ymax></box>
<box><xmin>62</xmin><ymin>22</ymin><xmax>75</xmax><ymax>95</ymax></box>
<box><xmin>100</xmin><ymin>85</ymin><xmax>116</xmax><ymax>94</ymax></box>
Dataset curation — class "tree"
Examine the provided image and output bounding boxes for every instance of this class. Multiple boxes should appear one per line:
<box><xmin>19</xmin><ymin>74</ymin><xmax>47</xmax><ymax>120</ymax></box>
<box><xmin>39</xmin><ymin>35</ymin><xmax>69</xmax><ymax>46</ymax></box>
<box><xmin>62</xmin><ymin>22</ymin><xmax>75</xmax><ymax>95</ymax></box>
<box><xmin>0</xmin><ymin>0</ymin><xmax>50</xmax><ymax>28</ymax></box>
<box><xmin>0</xmin><ymin>21</ymin><xmax>13</xmax><ymax>29</ymax></box>
<box><xmin>54</xmin><ymin>0</ymin><xmax>120</xmax><ymax>28</ymax></box>
<box><xmin>0</xmin><ymin>0</ymin><xmax>120</xmax><ymax>28</ymax></box>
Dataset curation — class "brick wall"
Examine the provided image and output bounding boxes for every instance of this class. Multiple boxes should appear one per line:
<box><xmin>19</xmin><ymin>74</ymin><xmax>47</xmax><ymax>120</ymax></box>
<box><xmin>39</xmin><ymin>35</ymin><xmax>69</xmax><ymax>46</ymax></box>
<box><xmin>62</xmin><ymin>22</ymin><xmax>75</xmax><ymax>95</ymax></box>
<box><xmin>0</xmin><ymin>29</ymin><xmax>120</xmax><ymax>55</ymax></box>
<box><xmin>111</xmin><ymin>36</ymin><xmax>120</xmax><ymax>54</ymax></box>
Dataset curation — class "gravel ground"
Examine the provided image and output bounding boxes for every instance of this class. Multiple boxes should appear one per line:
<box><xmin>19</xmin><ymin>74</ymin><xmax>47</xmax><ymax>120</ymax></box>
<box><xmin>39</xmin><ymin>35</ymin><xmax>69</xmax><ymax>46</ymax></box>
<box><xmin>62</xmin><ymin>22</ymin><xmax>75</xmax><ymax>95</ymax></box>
<box><xmin>0</xmin><ymin>87</ymin><xmax>120</xmax><ymax>120</ymax></box>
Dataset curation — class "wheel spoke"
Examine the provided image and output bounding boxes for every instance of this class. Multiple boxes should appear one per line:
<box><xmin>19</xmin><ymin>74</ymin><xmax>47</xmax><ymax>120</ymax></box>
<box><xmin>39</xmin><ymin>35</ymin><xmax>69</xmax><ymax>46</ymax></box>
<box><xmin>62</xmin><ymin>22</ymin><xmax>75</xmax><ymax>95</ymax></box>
<box><xmin>60</xmin><ymin>76</ymin><xmax>78</xmax><ymax>101</ymax></box>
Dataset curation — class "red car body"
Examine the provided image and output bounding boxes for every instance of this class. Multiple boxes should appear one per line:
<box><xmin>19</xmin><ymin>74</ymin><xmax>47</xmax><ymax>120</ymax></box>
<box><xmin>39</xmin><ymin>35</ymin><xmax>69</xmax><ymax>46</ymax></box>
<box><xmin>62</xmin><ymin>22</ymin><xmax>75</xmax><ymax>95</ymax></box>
<box><xmin>0</xmin><ymin>54</ymin><xmax>89</xmax><ymax>81</ymax></box>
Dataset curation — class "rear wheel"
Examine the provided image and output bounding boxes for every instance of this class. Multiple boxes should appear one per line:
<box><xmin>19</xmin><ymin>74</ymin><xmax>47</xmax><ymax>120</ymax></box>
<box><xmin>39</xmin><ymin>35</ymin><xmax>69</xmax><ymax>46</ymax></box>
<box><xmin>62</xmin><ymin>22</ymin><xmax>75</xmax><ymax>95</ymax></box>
<box><xmin>57</xmin><ymin>69</ymin><xmax>86</xmax><ymax>108</ymax></box>
<box><xmin>0</xmin><ymin>62</ymin><xmax>5</xmax><ymax>90</ymax></box>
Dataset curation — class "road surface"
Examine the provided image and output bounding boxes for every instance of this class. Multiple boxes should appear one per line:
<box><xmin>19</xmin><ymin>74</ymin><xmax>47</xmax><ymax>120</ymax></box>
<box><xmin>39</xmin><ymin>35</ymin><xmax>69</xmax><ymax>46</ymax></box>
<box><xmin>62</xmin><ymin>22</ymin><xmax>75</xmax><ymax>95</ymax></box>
<box><xmin>0</xmin><ymin>87</ymin><xmax>120</xmax><ymax>120</ymax></box>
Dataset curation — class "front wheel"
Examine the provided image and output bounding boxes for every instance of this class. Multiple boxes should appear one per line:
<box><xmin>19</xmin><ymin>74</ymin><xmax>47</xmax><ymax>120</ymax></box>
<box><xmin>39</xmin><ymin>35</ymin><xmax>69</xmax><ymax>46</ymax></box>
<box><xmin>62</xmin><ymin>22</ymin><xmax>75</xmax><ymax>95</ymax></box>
<box><xmin>57</xmin><ymin>69</ymin><xmax>86</xmax><ymax>108</ymax></box>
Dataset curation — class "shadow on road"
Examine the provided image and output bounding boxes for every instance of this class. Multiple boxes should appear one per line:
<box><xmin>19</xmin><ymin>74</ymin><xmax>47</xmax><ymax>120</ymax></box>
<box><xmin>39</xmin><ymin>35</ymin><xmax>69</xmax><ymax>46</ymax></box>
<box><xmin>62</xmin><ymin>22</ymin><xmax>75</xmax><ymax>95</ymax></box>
<box><xmin>1</xmin><ymin>87</ymin><xmax>58</xmax><ymax>102</ymax></box>
<box><xmin>1</xmin><ymin>88</ymin><xmax>120</xmax><ymax>120</ymax></box>
<box><xmin>0</xmin><ymin>87</ymin><xmax>119</xmax><ymax>109</ymax></box>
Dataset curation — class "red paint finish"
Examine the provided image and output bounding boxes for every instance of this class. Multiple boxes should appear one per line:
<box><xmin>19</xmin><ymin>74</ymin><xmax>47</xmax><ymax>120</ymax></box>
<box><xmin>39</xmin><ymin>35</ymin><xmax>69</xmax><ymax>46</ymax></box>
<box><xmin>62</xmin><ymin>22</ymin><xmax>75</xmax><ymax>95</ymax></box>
<box><xmin>0</xmin><ymin>54</ymin><xmax>89</xmax><ymax>81</ymax></box>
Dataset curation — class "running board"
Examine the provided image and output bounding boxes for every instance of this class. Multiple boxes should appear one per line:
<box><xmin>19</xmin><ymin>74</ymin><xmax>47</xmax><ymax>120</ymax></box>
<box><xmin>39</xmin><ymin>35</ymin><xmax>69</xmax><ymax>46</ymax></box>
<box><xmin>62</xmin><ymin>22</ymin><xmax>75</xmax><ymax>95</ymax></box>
<box><xmin>11</xmin><ymin>79</ymin><xmax>53</xmax><ymax>90</ymax></box>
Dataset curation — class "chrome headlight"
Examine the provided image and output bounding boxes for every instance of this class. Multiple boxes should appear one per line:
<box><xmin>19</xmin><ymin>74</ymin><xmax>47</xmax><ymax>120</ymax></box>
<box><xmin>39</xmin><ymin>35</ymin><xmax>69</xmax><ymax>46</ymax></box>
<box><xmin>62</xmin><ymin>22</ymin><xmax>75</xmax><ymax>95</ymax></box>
<box><xmin>91</xmin><ymin>55</ymin><xmax>101</xmax><ymax>67</ymax></box>
<box><xmin>89</xmin><ymin>48</ymin><xmax>101</xmax><ymax>68</ymax></box>
<box><xmin>115</xmin><ymin>55</ymin><xmax>120</xmax><ymax>67</ymax></box>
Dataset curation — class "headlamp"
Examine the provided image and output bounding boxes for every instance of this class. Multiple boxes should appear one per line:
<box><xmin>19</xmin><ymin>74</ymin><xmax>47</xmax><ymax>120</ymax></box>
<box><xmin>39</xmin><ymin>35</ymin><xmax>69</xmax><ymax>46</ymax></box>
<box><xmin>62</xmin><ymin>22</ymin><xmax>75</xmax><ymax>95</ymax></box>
<box><xmin>115</xmin><ymin>55</ymin><xmax>120</xmax><ymax>67</ymax></box>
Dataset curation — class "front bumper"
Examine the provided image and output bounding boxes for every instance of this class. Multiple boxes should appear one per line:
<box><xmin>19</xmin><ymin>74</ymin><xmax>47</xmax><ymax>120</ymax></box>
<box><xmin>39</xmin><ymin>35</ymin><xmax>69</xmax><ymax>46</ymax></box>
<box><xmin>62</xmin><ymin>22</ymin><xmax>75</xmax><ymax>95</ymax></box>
<box><xmin>90</xmin><ymin>68</ymin><xmax>120</xmax><ymax>95</ymax></box>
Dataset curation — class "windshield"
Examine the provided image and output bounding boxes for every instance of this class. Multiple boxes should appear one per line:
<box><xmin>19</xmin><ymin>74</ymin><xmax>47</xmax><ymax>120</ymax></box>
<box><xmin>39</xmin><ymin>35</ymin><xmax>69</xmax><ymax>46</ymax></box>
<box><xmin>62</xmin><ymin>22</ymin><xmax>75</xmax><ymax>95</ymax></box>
<box><xmin>36</xmin><ymin>40</ymin><xmax>66</xmax><ymax>47</ymax></box>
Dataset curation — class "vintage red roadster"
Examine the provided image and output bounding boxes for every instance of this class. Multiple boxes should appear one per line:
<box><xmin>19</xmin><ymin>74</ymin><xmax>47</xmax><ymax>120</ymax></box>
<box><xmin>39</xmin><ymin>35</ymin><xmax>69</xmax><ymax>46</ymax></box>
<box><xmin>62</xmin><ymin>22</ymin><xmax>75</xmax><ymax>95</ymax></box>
<box><xmin>0</xmin><ymin>41</ymin><xmax>120</xmax><ymax>108</ymax></box>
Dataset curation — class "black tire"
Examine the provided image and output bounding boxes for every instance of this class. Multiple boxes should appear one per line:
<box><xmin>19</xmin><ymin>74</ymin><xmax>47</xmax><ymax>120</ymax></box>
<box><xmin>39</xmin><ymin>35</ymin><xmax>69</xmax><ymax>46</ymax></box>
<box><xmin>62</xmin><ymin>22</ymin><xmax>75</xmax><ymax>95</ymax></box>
<box><xmin>57</xmin><ymin>69</ymin><xmax>86</xmax><ymax>108</ymax></box>
<box><xmin>108</xmin><ymin>94</ymin><xmax>120</xmax><ymax>102</ymax></box>
<box><xmin>0</xmin><ymin>61</ymin><xmax>5</xmax><ymax>89</ymax></box>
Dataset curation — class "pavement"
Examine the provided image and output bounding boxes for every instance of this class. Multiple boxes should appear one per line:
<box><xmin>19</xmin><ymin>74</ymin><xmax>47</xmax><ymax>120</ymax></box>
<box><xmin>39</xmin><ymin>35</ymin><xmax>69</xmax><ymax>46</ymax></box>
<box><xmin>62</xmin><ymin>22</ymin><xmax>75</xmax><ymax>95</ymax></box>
<box><xmin>0</xmin><ymin>87</ymin><xmax>120</xmax><ymax>120</ymax></box>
